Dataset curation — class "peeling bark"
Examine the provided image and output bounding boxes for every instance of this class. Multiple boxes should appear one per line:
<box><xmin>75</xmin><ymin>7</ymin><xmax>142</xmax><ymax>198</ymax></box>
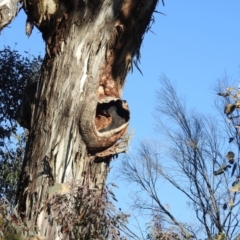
<box><xmin>14</xmin><ymin>0</ymin><xmax>160</xmax><ymax>239</ymax></box>
<box><xmin>0</xmin><ymin>0</ymin><xmax>19</xmax><ymax>30</ymax></box>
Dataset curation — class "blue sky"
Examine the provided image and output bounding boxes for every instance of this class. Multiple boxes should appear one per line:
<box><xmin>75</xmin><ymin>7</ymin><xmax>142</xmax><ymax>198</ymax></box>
<box><xmin>123</xmin><ymin>1</ymin><xmax>240</xmax><ymax>139</ymax></box>
<box><xmin>1</xmin><ymin>1</ymin><xmax>240</xmax><ymax>237</ymax></box>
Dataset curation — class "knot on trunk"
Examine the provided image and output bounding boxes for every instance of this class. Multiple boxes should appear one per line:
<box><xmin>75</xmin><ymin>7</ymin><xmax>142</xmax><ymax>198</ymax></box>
<box><xmin>80</xmin><ymin>98</ymin><xmax>130</xmax><ymax>156</ymax></box>
<box><xmin>0</xmin><ymin>3</ymin><xmax>17</xmax><ymax>30</ymax></box>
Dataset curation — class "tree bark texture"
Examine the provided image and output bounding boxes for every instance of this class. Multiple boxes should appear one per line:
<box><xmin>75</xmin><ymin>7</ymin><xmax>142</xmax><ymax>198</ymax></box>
<box><xmin>0</xmin><ymin>0</ymin><xmax>19</xmax><ymax>30</ymax></box>
<box><xmin>5</xmin><ymin>0</ymin><xmax>159</xmax><ymax>239</ymax></box>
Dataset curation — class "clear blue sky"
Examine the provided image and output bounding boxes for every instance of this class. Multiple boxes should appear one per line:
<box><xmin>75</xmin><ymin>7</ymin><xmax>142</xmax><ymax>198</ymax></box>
<box><xmin>1</xmin><ymin>1</ymin><xmax>240</xmax><ymax>237</ymax></box>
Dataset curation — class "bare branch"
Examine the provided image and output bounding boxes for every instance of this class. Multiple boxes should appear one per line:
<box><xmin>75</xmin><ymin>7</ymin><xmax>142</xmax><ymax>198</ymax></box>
<box><xmin>119</xmin><ymin>75</ymin><xmax>240</xmax><ymax>239</ymax></box>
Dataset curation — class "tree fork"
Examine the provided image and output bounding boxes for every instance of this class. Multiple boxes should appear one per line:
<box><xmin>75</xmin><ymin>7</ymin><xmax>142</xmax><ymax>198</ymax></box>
<box><xmin>1</xmin><ymin>0</ymin><xmax>160</xmax><ymax>238</ymax></box>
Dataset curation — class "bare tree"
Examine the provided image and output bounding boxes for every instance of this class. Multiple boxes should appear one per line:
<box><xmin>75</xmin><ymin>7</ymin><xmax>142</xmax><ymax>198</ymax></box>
<box><xmin>119</xmin><ymin>75</ymin><xmax>240</xmax><ymax>240</ymax></box>
<box><xmin>0</xmin><ymin>0</ymin><xmax>164</xmax><ymax>239</ymax></box>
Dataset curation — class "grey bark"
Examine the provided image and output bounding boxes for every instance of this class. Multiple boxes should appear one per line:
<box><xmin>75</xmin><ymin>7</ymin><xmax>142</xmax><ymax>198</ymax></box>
<box><xmin>10</xmin><ymin>0</ymin><xmax>160</xmax><ymax>239</ymax></box>
<box><xmin>0</xmin><ymin>0</ymin><xmax>19</xmax><ymax>30</ymax></box>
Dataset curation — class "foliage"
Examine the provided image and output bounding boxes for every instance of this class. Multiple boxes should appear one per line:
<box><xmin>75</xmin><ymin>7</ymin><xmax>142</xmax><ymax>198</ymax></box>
<box><xmin>215</xmin><ymin>82</ymin><xmax>240</xmax><ymax>190</ymax></box>
<box><xmin>146</xmin><ymin>216</ymin><xmax>182</xmax><ymax>240</ymax></box>
<box><xmin>0</xmin><ymin>47</ymin><xmax>42</xmax><ymax>204</ymax></box>
<box><xmin>119</xmin><ymin>75</ymin><xmax>240</xmax><ymax>239</ymax></box>
<box><xmin>0</xmin><ymin>132</ymin><xmax>26</xmax><ymax>206</ymax></box>
<box><xmin>0</xmin><ymin>182</ymin><xmax>131</xmax><ymax>240</ymax></box>
<box><xmin>0</xmin><ymin>46</ymin><xmax>41</xmax><ymax>142</ymax></box>
<box><xmin>0</xmin><ymin>198</ymin><xmax>33</xmax><ymax>240</ymax></box>
<box><xmin>47</xmin><ymin>182</ymin><xmax>130</xmax><ymax>240</ymax></box>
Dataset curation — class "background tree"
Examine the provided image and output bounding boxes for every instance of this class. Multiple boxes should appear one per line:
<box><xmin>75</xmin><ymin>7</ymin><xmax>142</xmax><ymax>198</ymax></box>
<box><xmin>0</xmin><ymin>0</ymin><xmax>164</xmax><ymax>239</ymax></box>
<box><xmin>0</xmin><ymin>47</ymin><xmax>41</xmax><ymax>206</ymax></box>
<box><xmin>145</xmin><ymin>215</ymin><xmax>182</xmax><ymax>240</ymax></box>
<box><xmin>119</xmin><ymin>75</ymin><xmax>240</xmax><ymax>240</ymax></box>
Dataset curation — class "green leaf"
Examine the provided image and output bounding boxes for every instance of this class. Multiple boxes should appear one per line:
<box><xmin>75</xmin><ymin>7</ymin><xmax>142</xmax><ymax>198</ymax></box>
<box><xmin>214</xmin><ymin>164</ymin><xmax>230</xmax><ymax>176</ymax></box>
<box><xmin>215</xmin><ymin>232</ymin><xmax>226</xmax><ymax>240</ymax></box>
<box><xmin>224</xmin><ymin>104</ymin><xmax>236</xmax><ymax>115</ymax></box>
<box><xmin>226</xmin><ymin>151</ymin><xmax>234</xmax><ymax>161</ymax></box>
<box><xmin>230</xmin><ymin>183</ymin><xmax>240</xmax><ymax>192</ymax></box>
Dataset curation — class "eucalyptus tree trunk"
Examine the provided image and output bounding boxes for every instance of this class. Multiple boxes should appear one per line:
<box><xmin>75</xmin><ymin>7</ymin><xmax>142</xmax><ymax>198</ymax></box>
<box><xmin>2</xmin><ymin>0</ymin><xmax>160</xmax><ymax>239</ymax></box>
